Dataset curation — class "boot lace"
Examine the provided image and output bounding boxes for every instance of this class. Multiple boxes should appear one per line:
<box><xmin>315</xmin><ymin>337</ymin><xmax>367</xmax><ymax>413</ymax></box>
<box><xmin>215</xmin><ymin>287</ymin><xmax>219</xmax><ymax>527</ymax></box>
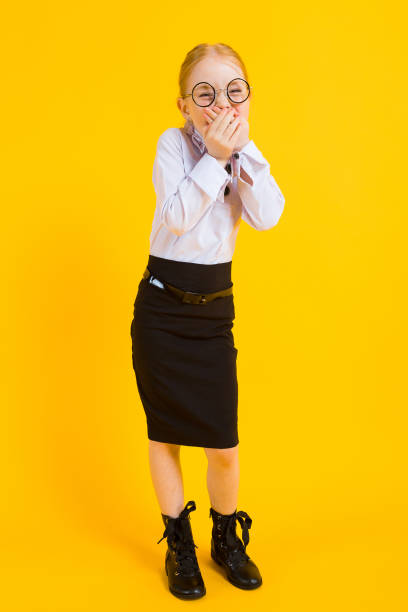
<box><xmin>157</xmin><ymin>501</ymin><xmax>200</xmax><ymax>576</ymax></box>
<box><xmin>216</xmin><ymin>510</ymin><xmax>253</xmax><ymax>570</ymax></box>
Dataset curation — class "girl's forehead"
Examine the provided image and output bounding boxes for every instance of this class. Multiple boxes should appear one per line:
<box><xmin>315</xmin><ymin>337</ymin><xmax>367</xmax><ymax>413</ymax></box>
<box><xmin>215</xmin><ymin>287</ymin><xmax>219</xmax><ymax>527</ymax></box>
<box><xmin>189</xmin><ymin>59</ymin><xmax>244</xmax><ymax>85</ymax></box>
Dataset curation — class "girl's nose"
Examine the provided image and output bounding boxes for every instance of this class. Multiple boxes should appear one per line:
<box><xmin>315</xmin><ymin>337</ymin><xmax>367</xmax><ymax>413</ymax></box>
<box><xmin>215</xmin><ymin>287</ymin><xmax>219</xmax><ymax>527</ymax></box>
<box><xmin>213</xmin><ymin>89</ymin><xmax>230</xmax><ymax>106</ymax></box>
<box><xmin>213</xmin><ymin>101</ymin><xmax>232</xmax><ymax>111</ymax></box>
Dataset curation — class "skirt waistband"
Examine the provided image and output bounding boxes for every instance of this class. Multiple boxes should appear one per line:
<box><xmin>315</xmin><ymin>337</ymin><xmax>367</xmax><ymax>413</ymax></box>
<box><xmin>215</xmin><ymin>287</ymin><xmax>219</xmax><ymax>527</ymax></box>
<box><xmin>147</xmin><ymin>254</ymin><xmax>232</xmax><ymax>293</ymax></box>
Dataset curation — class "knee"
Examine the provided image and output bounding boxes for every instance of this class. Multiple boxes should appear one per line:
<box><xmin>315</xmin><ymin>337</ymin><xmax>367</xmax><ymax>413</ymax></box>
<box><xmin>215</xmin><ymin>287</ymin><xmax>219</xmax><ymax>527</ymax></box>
<box><xmin>149</xmin><ymin>440</ymin><xmax>181</xmax><ymax>456</ymax></box>
<box><xmin>205</xmin><ymin>445</ymin><xmax>238</xmax><ymax>468</ymax></box>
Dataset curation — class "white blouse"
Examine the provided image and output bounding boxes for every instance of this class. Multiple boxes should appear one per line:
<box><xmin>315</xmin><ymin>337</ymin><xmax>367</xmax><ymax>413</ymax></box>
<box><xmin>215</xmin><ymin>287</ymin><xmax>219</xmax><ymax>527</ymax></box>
<box><xmin>149</xmin><ymin>119</ymin><xmax>285</xmax><ymax>264</ymax></box>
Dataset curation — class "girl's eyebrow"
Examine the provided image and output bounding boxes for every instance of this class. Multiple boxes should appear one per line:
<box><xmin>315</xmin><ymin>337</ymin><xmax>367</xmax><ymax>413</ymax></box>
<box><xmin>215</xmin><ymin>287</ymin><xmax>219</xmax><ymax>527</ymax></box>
<box><xmin>195</xmin><ymin>77</ymin><xmax>243</xmax><ymax>86</ymax></box>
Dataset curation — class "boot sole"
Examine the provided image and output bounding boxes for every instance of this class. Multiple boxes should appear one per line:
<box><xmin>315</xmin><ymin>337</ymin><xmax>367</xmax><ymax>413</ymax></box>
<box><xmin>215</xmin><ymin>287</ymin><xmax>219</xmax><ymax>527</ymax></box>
<box><xmin>165</xmin><ymin>563</ymin><xmax>206</xmax><ymax>599</ymax></box>
<box><xmin>211</xmin><ymin>550</ymin><xmax>263</xmax><ymax>590</ymax></box>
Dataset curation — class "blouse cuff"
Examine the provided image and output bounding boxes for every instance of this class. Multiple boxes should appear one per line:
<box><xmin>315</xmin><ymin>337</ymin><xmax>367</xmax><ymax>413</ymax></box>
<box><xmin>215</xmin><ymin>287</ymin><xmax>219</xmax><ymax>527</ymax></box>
<box><xmin>234</xmin><ymin>140</ymin><xmax>270</xmax><ymax>187</ymax></box>
<box><xmin>189</xmin><ymin>152</ymin><xmax>230</xmax><ymax>201</ymax></box>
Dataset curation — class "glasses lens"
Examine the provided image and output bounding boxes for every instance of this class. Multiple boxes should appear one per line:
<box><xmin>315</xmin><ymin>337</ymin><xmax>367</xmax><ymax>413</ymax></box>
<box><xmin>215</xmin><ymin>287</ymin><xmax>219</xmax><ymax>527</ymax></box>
<box><xmin>192</xmin><ymin>83</ymin><xmax>214</xmax><ymax>106</ymax></box>
<box><xmin>227</xmin><ymin>79</ymin><xmax>249</xmax><ymax>103</ymax></box>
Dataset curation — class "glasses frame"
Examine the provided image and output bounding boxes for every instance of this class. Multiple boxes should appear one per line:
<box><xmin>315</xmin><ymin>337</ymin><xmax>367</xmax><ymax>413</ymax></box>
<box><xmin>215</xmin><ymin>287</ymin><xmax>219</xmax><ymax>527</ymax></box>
<box><xmin>182</xmin><ymin>78</ymin><xmax>253</xmax><ymax>107</ymax></box>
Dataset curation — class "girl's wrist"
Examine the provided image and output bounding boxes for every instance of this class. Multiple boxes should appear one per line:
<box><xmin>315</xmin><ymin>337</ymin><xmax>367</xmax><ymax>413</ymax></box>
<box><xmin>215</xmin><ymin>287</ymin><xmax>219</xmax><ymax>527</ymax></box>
<box><xmin>209</xmin><ymin>154</ymin><xmax>229</xmax><ymax>168</ymax></box>
<box><xmin>235</xmin><ymin>138</ymin><xmax>250</xmax><ymax>151</ymax></box>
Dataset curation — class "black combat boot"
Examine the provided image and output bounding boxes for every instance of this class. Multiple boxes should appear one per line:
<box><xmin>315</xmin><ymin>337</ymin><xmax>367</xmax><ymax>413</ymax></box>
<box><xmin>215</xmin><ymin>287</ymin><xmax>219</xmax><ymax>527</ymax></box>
<box><xmin>209</xmin><ymin>506</ymin><xmax>262</xmax><ymax>589</ymax></box>
<box><xmin>157</xmin><ymin>500</ymin><xmax>206</xmax><ymax>599</ymax></box>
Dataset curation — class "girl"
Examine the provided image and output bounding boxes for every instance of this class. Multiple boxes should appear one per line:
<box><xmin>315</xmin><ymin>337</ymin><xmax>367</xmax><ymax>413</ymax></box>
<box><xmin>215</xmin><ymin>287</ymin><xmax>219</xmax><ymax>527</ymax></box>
<box><xmin>130</xmin><ymin>43</ymin><xmax>285</xmax><ymax>600</ymax></box>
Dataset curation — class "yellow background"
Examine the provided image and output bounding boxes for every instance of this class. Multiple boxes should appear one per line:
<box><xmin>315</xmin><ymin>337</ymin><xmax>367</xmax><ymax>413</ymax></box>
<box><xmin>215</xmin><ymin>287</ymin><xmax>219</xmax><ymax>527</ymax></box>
<box><xmin>1</xmin><ymin>1</ymin><xmax>407</xmax><ymax>610</ymax></box>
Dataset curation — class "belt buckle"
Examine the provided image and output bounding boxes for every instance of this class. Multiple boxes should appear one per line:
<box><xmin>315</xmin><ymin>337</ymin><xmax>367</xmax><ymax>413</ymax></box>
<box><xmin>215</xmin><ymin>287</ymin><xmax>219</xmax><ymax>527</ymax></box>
<box><xmin>182</xmin><ymin>291</ymin><xmax>207</xmax><ymax>304</ymax></box>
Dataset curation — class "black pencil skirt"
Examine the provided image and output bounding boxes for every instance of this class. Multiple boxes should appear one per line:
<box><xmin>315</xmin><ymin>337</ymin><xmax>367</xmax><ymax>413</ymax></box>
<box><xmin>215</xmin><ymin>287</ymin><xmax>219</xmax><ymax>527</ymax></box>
<box><xmin>130</xmin><ymin>254</ymin><xmax>239</xmax><ymax>449</ymax></box>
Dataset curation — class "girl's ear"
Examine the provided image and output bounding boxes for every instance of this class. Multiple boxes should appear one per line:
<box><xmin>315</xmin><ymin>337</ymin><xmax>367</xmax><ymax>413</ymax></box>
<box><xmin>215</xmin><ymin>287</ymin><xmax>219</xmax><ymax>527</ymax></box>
<box><xmin>176</xmin><ymin>97</ymin><xmax>187</xmax><ymax>114</ymax></box>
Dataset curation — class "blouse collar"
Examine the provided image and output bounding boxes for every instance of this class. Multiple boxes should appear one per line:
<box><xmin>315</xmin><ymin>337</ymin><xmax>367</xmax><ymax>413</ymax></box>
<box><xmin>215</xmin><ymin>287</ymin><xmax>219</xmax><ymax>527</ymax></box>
<box><xmin>183</xmin><ymin>119</ymin><xmax>207</xmax><ymax>154</ymax></box>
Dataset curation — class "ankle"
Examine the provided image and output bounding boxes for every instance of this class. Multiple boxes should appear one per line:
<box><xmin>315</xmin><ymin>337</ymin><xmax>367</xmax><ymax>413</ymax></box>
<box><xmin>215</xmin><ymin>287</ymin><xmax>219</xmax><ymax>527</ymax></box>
<box><xmin>210</xmin><ymin>506</ymin><xmax>237</xmax><ymax>517</ymax></box>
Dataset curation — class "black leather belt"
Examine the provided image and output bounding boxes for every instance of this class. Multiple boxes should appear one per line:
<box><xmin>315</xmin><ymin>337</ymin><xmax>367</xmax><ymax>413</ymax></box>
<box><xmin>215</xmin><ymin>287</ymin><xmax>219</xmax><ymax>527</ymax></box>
<box><xmin>142</xmin><ymin>267</ymin><xmax>233</xmax><ymax>305</ymax></box>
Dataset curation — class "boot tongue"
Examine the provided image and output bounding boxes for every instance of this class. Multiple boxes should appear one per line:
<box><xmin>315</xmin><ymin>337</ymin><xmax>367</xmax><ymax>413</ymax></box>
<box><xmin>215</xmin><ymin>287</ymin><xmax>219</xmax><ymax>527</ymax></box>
<box><xmin>177</xmin><ymin>516</ymin><xmax>194</xmax><ymax>544</ymax></box>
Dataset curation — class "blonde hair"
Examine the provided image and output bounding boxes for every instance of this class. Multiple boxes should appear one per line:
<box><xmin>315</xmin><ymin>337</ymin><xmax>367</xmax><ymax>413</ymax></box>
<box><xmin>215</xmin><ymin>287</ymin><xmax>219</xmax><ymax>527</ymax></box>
<box><xmin>178</xmin><ymin>43</ymin><xmax>250</xmax><ymax>99</ymax></box>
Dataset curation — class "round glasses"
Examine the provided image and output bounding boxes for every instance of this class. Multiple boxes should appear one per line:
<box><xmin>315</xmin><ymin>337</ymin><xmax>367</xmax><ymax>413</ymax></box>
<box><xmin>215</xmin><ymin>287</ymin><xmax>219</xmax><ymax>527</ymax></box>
<box><xmin>182</xmin><ymin>78</ymin><xmax>252</xmax><ymax>107</ymax></box>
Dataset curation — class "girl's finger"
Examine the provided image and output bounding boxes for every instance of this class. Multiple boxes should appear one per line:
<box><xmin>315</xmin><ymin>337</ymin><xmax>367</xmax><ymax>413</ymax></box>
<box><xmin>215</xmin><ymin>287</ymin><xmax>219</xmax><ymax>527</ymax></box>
<box><xmin>229</xmin><ymin>116</ymin><xmax>241</xmax><ymax>131</ymax></box>
<box><xmin>230</xmin><ymin>123</ymin><xmax>242</xmax><ymax>143</ymax></box>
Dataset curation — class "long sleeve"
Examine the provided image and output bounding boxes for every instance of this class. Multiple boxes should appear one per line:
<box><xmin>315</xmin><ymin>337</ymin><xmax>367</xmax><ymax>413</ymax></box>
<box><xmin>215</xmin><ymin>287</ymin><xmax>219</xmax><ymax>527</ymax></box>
<box><xmin>152</xmin><ymin>128</ymin><xmax>230</xmax><ymax>236</ymax></box>
<box><xmin>235</xmin><ymin>140</ymin><xmax>285</xmax><ymax>231</ymax></box>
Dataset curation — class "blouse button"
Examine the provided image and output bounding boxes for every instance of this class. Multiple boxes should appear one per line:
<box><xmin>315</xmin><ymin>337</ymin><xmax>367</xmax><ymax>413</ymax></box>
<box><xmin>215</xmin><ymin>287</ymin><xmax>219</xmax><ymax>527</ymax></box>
<box><xmin>224</xmin><ymin>186</ymin><xmax>230</xmax><ymax>196</ymax></box>
<box><xmin>233</xmin><ymin>152</ymin><xmax>239</xmax><ymax>159</ymax></box>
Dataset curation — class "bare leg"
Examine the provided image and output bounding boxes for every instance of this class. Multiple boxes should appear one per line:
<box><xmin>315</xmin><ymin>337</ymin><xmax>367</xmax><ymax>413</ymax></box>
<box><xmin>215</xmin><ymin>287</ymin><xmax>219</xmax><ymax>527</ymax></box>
<box><xmin>204</xmin><ymin>445</ymin><xmax>240</xmax><ymax>514</ymax></box>
<box><xmin>148</xmin><ymin>440</ymin><xmax>184</xmax><ymax>518</ymax></box>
